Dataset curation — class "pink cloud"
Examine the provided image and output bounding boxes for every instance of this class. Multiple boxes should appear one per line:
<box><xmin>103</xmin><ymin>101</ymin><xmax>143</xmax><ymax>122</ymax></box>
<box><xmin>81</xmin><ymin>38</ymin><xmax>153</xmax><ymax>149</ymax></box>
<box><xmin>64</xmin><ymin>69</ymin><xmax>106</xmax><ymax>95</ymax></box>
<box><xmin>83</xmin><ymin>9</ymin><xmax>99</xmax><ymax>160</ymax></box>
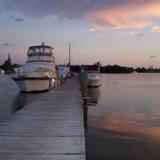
<box><xmin>152</xmin><ymin>26</ymin><xmax>160</xmax><ymax>32</ymax></box>
<box><xmin>2</xmin><ymin>0</ymin><xmax>160</xmax><ymax>31</ymax></box>
<box><xmin>87</xmin><ymin>0</ymin><xmax>160</xmax><ymax>30</ymax></box>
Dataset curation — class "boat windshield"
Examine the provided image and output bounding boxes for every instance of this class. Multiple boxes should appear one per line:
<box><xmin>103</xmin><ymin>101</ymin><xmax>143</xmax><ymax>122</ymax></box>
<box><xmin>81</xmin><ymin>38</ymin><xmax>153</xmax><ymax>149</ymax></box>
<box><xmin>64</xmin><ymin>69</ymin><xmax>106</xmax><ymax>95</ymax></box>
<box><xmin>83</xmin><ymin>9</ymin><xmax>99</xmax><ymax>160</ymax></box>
<box><xmin>27</xmin><ymin>46</ymin><xmax>53</xmax><ymax>56</ymax></box>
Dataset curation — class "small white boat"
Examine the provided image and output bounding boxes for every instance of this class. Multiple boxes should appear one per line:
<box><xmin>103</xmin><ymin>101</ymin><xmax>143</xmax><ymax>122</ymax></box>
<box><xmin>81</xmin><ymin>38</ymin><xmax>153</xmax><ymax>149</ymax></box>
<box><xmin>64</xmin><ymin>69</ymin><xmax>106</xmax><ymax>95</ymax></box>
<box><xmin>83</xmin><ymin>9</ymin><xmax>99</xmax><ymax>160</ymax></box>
<box><xmin>57</xmin><ymin>65</ymin><xmax>70</xmax><ymax>81</ymax></box>
<box><xmin>0</xmin><ymin>69</ymin><xmax>5</xmax><ymax>75</ymax></box>
<box><xmin>87</xmin><ymin>74</ymin><xmax>101</xmax><ymax>87</ymax></box>
<box><xmin>12</xmin><ymin>43</ymin><xmax>57</xmax><ymax>92</ymax></box>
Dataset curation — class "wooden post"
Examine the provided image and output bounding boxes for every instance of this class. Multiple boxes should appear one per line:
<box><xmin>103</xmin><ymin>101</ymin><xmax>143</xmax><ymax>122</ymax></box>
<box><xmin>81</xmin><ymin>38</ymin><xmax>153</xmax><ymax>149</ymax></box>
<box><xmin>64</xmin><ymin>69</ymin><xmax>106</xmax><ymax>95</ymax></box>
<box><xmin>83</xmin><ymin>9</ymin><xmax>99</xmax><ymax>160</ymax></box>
<box><xmin>80</xmin><ymin>72</ymin><xmax>88</xmax><ymax>103</ymax></box>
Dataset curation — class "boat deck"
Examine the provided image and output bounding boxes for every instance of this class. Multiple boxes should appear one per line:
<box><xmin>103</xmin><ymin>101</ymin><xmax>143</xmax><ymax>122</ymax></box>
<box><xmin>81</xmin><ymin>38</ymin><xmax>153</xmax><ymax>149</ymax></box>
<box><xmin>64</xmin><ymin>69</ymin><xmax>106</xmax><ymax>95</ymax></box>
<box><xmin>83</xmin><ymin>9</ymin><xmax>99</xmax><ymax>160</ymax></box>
<box><xmin>0</xmin><ymin>77</ymin><xmax>85</xmax><ymax>160</ymax></box>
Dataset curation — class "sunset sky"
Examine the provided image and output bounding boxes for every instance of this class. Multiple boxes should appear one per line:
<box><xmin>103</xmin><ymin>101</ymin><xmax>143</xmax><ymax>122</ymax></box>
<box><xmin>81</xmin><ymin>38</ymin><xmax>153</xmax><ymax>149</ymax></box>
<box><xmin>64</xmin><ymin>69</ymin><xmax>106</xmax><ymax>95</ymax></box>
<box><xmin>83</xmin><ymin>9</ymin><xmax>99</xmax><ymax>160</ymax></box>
<box><xmin>1</xmin><ymin>0</ymin><xmax>160</xmax><ymax>67</ymax></box>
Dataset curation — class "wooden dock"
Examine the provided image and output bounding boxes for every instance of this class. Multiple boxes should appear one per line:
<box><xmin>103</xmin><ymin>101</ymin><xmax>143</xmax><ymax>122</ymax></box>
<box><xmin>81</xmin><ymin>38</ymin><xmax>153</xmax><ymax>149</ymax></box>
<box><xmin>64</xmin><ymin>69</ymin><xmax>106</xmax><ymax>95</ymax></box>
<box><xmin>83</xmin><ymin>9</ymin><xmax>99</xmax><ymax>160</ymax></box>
<box><xmin>0</xmin><ymin>78</ymin><xmax>85</xmax><ymax>160</ymax></box>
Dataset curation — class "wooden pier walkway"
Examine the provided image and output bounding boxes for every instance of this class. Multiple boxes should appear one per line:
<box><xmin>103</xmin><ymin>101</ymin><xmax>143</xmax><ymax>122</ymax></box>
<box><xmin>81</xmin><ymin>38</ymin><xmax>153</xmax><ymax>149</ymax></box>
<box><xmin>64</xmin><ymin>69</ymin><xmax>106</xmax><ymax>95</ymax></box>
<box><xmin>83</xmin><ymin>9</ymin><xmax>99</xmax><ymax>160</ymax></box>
<box><xmin>0</xmin><ymin>78</ymin><xmax>85</xmax><ymax>160</ymax></box>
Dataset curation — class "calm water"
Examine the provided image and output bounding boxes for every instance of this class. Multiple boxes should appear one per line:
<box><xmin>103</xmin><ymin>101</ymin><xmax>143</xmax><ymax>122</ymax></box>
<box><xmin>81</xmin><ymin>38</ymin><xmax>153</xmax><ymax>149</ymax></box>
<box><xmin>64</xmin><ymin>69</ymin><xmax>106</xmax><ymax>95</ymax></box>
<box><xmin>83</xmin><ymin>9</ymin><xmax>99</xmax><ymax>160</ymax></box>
<box><xmin>85</xmin><ymin>73</ymin><xmax>160</xmax><ymax>160</ymax></box>
<box><xmin>0</xmin><ymin>75</ymin><xmax>41</xmax><ymax>121</ymax></box>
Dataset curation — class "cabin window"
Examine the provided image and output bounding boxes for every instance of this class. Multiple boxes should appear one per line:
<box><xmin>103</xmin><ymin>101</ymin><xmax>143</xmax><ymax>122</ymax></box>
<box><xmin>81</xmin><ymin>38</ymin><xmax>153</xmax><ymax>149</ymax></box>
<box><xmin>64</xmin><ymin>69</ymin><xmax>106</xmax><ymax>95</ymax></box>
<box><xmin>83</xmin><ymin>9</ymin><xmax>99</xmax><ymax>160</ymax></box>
<box><xmin>35</xmin><ymin>48</ymin><xmax>40</xmax><ymax>53</ymax></box>
<box><xmin>28</xmin><ymin>47</ymin><xmax>52</xmax><ymax>56</ymax></box>
<box><xmin>44</xmin><ymin>48</ymin><xmax>51</xmax><ymax>53</ymax></box>
<box><xmin>39</xmin><ymin>48</ymin><xmax>43</xmax><ymax>53</ymax></box>
<box><xmin>28</xmin><ymin>49</ymin><xmax>34</xmax><ymax>54</ymax></box>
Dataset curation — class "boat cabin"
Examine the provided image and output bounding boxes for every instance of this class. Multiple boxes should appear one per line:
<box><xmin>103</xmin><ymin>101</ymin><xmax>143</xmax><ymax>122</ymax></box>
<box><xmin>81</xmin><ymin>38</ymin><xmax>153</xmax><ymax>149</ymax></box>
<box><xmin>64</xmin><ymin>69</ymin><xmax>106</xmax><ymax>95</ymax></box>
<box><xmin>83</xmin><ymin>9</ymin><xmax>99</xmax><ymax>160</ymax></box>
<box><xmin>27</xmin><ymin>43</ymin><xmax>53</xmax><ymax>57</ymax></box>
<box><xmin>26</xmin><ymin>43</ymin><xmax>55</xmax><ymax>63</ymax></box>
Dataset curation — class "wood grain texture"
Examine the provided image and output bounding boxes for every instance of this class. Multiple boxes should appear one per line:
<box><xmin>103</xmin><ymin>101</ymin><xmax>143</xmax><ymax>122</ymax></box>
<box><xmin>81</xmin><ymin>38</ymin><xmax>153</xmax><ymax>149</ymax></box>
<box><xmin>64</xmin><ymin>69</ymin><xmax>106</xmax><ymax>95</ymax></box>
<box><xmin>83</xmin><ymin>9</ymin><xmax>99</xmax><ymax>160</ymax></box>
<box><xmin>0</xmin><ymin>77</ymin><xmax>85</xmax><ymax>160</ymax></box>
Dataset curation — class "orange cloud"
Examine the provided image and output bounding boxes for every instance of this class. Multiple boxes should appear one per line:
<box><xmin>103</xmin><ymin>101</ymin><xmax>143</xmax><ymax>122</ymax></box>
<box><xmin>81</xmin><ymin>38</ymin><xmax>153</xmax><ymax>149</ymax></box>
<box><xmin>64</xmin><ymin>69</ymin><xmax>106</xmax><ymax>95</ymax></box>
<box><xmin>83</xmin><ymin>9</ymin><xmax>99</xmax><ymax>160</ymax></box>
<box><xmin>87</xmin><ymin>1</ymin><xmax>160</xmax><ymax>31</ymax></box>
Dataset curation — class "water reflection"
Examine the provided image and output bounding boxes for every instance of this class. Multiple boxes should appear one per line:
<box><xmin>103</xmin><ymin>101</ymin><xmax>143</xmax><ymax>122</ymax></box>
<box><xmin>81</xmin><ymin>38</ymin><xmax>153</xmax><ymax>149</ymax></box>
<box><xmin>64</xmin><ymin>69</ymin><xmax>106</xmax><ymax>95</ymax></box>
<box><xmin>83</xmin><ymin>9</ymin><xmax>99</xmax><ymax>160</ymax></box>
<box><xmin>83</xmin><ymin>104</ymin><xmax>88</xmax><ymax>129</ymax></box>
<box><xmin>85</xmin><ymin>74</ymin><xmax>160</xmax><ymax>160</ymax></box>
<box><xmin>0</xmin><ymin>75</ymin><xmax>41</xmax><ymax>121</ymax></box>
<box><xmin>86</xmin><ymin>127</ymin><xmax>160</xmax><ymax>160</ymax></box>
<box><xmin>87</xmin><ymin>87</ymin><xmax>101</xmax><ymax>105</ymax></box>
<box><xmin>83</xmin><ymin>87</ymin><xmax>101</xmax><ymax>129</ymax></box>
<box><xmin>86</xmin><ymin>110</ymin><xmax>160</xmax><ymax>160</ymax></box>
<box><xmin>82</xmin><ymin>87</ymin><xmax>101</xmax><ymax>105</ymax></box>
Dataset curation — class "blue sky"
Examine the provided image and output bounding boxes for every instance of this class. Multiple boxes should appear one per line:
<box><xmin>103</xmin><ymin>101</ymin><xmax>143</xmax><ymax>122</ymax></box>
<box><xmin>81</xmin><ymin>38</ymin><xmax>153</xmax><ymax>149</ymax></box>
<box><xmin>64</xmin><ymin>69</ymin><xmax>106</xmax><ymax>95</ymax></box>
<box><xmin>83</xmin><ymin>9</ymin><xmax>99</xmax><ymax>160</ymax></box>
<box><xmin>1</xmin><ymin>0</ymin><xmax>160</xmax><ymax>67</ymax></box>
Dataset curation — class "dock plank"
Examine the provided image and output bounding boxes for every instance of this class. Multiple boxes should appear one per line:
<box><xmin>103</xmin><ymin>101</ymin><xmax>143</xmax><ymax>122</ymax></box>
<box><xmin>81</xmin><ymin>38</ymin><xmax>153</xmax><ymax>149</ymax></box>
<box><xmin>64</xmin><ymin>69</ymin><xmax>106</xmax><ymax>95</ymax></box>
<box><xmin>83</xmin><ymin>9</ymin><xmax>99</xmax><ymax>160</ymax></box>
<box><xmin>0</xmin><ymin>78</ymin><xmax>85</xmax><ymax>160</ymax></box>
<box><xmin>0</xmin><ymin>155</ymin><xmax>85</xmax><ymax>160</ymax></box>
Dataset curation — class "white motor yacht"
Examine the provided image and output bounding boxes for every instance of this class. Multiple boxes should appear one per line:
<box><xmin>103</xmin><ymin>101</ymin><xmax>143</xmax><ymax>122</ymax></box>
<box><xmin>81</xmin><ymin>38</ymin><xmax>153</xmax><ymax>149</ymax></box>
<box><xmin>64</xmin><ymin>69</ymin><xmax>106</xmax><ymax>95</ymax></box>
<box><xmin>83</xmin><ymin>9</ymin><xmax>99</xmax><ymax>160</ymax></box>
<box><xmin>12</xmin><ymin>43</ymin><xmax>57</xmax><ymax>92</ymax></box>
<box><xmin>87</xmin><ymin>74</ymin><xmax>101</xmax><ymax>87</ymax></box>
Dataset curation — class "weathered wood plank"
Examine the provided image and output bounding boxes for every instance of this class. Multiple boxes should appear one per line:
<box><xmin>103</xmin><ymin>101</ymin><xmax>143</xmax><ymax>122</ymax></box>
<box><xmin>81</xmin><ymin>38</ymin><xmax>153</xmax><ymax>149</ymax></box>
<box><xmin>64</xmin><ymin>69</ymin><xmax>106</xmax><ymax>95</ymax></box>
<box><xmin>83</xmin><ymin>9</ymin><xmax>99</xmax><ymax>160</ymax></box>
<box><xmin>0</xmin><ymin>77</ymin><xmax>85</xmax><ymax>160</ymax></box>
<box><xmin>0</xmin><ymin>136</ymin><xmax>85</xmax><ymax>154</ymax></box>
<box><xmin>0</xmin><ymin>154</ymin><xmax>85</xmax><ymax>160</ymax></box>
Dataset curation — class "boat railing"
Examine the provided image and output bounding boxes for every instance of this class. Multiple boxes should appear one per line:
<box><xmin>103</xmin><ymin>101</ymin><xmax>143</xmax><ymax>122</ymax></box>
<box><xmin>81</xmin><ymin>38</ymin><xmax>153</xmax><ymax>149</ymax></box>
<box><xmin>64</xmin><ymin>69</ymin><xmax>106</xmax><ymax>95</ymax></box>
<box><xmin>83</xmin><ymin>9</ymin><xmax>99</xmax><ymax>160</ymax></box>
<box><xmin>11</xmin><ymin>67</ymin><xmax>27</xmax><ymax>77</ymax></box>
<box><xmin>11</xmin><ymin>67</ymin><xmax>56</xmax><ymax>79</ymax></box>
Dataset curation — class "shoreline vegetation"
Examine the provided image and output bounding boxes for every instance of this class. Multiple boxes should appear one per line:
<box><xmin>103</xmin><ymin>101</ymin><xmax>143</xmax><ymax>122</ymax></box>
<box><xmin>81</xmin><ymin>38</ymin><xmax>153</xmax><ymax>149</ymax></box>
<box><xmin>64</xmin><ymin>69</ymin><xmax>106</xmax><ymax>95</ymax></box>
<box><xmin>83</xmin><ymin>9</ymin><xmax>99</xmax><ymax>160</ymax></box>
<box><xmin>0</xmin><ymin>53</ymin><xmax>21</xmax><ymax>74</ymax></box>
<box><xmin>0</xmin><ymin>55</ymin><xmax>160</xmax><ymax>74</ymax></box>
<box><xmin>70</xmin><ymin>65</ymin><xmax>160</xmax><ymax>74</ymax></box>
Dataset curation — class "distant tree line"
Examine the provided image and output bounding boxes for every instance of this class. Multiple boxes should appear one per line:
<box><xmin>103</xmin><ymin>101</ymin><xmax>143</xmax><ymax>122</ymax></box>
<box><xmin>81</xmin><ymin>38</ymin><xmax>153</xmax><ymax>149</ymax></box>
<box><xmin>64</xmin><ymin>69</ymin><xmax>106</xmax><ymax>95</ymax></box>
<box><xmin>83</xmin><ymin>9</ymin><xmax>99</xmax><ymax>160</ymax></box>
<box><xmin>100</xmin><ymin>65</ymin><xmax>134</xmax><ymax>73</ymax></box>
<box><xmin>70</xmin><ymin>64</ymin><xmax>160</xmax><ymax>73</ymax></box>
<box><xmin>135</xmin><ymin>67</ymin><xmax>160</xmax><ymax>73</ymax></box>
<box><xmin>1</xmin><ymin>56</ymin><xmax>160</xmax><ymax>74</ymax></box>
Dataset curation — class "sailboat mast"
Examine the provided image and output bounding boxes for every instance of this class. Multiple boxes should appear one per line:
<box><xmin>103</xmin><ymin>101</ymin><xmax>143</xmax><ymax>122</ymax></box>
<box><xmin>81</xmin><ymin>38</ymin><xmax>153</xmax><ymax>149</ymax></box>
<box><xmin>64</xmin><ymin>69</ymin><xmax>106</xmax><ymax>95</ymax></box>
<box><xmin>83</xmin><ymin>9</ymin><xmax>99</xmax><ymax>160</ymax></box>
<box><xmin>69</xmin><ymin>42</ymin><xmax>71</xmax><ymax>67</ymax></box>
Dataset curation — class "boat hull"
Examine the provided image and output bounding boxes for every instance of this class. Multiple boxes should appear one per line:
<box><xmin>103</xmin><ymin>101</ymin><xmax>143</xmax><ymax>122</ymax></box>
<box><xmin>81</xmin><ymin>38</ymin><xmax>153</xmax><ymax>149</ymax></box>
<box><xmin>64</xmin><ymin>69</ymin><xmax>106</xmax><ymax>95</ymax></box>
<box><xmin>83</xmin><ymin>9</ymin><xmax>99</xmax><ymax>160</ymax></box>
<box><xmin>13</xmin><ymin>78</ymin><xmax>54</xmax><ymax>92</ymax></box>
<box><xmin>88</xmin><ymin>79</ymin><xmax>101</xmax><ymax>87</ymax></box>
